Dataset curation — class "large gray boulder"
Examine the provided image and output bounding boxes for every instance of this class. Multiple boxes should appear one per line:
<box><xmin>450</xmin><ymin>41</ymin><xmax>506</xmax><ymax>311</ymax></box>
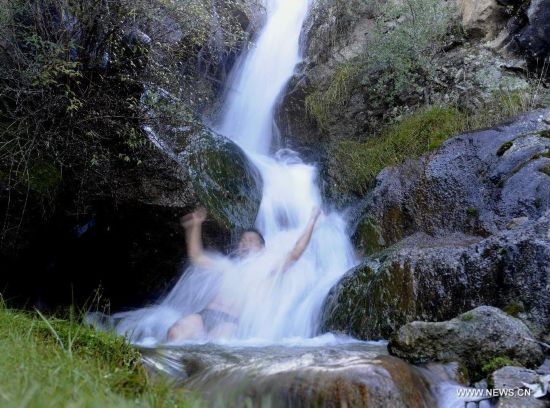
<box><xmin>322</xmin><ymin>111</ymin><xmax>550</xmax><ymax>341</ymax></box>
<box><xmin>388</xmin><ymin>307</ymin><xmax>545</xmax><ymax>381</ymax></box>
<box><xmin>355</xmin><ymin>110</ymin><xmax>550</xmax><ymax>251</ymax></box>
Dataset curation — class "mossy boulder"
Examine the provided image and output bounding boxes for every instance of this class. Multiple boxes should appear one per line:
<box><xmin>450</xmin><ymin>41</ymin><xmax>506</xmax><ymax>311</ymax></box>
<box><xmin>388</xmin><ymin>306</ymin><xmax>545</xmax><ymax>382</ymax></box>
<box><xmin>321</xmin><ymin>259</ymin><xmax>416</xmax><ymax>340</ymax></box>
<box><xmin>323</xmin><ymin>212</ymin><xmax>550</xmax><ymax>342</ymax></box>
<box><xmin>179</xmin><ymin>130</ymin><xmax>262</xmax><ymax>231</ymax></box>
<box><xmin>353</xmin><ymin>111</ymin><xmax>550</xmax><ymax>250</ymax></box>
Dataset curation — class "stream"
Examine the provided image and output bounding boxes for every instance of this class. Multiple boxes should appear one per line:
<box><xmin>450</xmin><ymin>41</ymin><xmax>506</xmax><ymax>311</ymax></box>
<box><xmin>111</xmin><ymin>0</ymin><xmax>491</xmax><ymax>406</ymax></box>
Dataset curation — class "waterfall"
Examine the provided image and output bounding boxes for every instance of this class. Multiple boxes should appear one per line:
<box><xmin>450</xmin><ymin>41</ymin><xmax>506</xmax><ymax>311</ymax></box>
<box><xmin>103</xmin><ymin>0</ymin><xmax>357</xmax><ymax>344</ymax></box>
<box><xmin>212</xmin><ymin>0</ymin><xmax>358</xmax><ymax>340</ymax></box>
<box><xmin>218</xmin><ymin>0</ymin><xmax>311</xmax><ymax>155</ymax></box>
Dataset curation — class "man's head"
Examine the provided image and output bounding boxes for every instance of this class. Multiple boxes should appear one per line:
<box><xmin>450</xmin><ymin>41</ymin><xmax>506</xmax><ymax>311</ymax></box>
<box><xmin>237</xmin><ymin>228</ymin><xmax>265</xmax><ymax>256</ymax></box>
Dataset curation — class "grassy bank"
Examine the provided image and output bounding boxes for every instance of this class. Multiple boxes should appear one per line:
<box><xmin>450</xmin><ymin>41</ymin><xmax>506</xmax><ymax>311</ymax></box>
<box><xmin>0</xmin><ymin>304</ymin><xmax>192</xmax><ymax>408</ymax></box>
<box><xmin>328</xmin><ymin>88</ymin><xmax>550</xmax><ymax>196</ymax></box>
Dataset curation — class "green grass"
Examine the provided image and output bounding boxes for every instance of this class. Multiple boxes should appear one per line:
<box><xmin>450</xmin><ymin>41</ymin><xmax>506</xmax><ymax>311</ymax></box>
<box><xmin>305</xmin><ymin>61</ymin><xmax>362</xmax><ymax>130</ymax></box>
<box><xmin>503</xmin><ymin>302</ymin><xmax>524</xmax><ymax>317</ymax></box>
<box><xmin>328</xmin><ymin>88</ymin><xmax>550</xmax><ymax>195</ymax></box>
<box><xmin>0</xmin><ymin>304</ymin><xmax>195</xmax><ymax>408</ymax></box>
<box><xmin>329</xmin><ymin>106</ymin><xmax>463</xmax><ymax>195</ymax></box>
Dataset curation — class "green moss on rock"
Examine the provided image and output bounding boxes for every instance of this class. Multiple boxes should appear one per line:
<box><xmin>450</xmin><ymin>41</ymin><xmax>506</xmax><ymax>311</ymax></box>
<box><xmin>481</xmin><ymin>356</ymin><xmax>520</xmax><ymax>378</ymax></box>
<box><xmin>497</xmin><ymin>141</ymin><xmax>513</xmax><ymax>157</ymax></box>
<box><xmin>321</xmin><ymin>258</ymin><xmax>416</xmax><ymax>340</ymax></box>
<box><xmin>328</xmin><ymin>107</ymin><xmax>464</xmax><ymax>195</ymax></box>
<box><xmin>503</xmin><ymin>302</ymin><xmax>524</xmax><ymax>317</ymax></box>
<box><xmin>460</xmin><ymin>312</ymin><xmax>475</xmax><ymax>321</ymax></box>
<box><xmin>181</xmin><ymin>130</ymin><xmax>262</xmax><ymax>230</ymax></box>
<box><xmin>539</xmin><ymin>164</ymin><xmax>550</xmax><ymax>177</ymax></box>
<box><xmin>353</xmin><ymin>216</ymin><xmax>386</xmax><ymax>255</ymax></box>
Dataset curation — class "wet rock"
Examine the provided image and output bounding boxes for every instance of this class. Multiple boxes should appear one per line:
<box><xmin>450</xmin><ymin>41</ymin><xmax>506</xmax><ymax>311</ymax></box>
<box><xmin>492</xmin><ymin>366</ymin><xmax>549</xmax><ymax>407</ymax></box>
<box><xmin>491</xmin><ymin>366</ymin><xmax>540</xmax><ymax>390</ymax></box>
<box><xmin>324</xmin><ymin>217</ymin><xmax>550</xmax><ymax>340</ymax></box>
<box><xmin>387</xmin><ymin>307</ymin><xmax>545</xmax><ymax>381</ymax></box>
<box><xmin>179</xmin><ymin>130</ymin><xmax>263</xmax><ymax>231</ymax></box>
<box><xmin>323</xmin><ymin>111</ymin><xmax>550</xmax><ymax>340</ymax></box>
<box><xmin>141</xmin><ymin>342</ymin><xmax>438</xmax><ymax>408</ymax></box>
<box><xmin>355</xmin><ymin>110</ymin><xmax>550</xmax><ymax>249</ymax></box>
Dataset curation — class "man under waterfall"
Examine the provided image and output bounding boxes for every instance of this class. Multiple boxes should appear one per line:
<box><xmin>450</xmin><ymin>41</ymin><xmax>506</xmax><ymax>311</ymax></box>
<box><xmin>167</xmin><ymin>207</ymin><xmax>321</xmax><ymax>342</ymax></box>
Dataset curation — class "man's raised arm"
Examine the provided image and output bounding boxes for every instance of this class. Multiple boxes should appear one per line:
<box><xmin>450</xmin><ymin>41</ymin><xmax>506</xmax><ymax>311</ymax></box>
<box><xmin>282</xmin><ymin>208</ymin><xmax>321</xmax><ymax>273</ymax></box>
<box><xmin>181</xmin><ymin>208</ymin><xmax>214</xmax><ymax>268</ymax></box>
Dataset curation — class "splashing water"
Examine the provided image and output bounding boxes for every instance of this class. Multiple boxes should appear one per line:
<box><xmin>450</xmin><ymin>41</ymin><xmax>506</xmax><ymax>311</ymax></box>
<box><xmin>103</xmin><ymin>0</ymin><xmax>357</xmax><ymax>345</ymax></box>
<box><xmin>212</xmin><ymin>0</ymin><xmax>359</xmax><ymax>342</ymax></box>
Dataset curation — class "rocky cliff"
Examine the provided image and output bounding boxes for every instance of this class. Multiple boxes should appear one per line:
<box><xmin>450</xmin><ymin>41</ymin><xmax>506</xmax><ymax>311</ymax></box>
<box><xmin>277</xmin><ymin>0</ymin><xmax>550</xmax><ymax>202</ymax></box>
<box><xmin>322</xmin><ymin>110</ymin><xmax>550</xmax><ymax>343</ymax></box>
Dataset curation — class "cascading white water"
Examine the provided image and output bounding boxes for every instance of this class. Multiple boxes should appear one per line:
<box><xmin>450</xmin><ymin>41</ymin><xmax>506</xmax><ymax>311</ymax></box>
<box><xmin>212</xmin><ymin>0</ymin><xmax>358</xmax><ymax>340</ymax></box>
<box><xmin>100</xmin><ymin>3</ymin><xmax>479</xmax><ymax>405</ymax></box>
<box><xmin>105</xmin><ymin>0</ymin><xmax>357</xmax><ymax>344</ymax></box>
<box><xmin>219</xmin><ymin>0</ymin><xmax>311</xmax><ymax>155</ymax></box>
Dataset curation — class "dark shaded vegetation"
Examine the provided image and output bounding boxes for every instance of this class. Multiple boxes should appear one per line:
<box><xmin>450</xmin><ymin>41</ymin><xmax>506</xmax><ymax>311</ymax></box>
<box><xmin>0</xmin><ymin>0</ymin><xmax>250</xmax><ymax>249</ymax></box>
<box><xmin>0</xmin><ymin>0</ymin><xmax>255</xmax><ymax>309</ymax></box>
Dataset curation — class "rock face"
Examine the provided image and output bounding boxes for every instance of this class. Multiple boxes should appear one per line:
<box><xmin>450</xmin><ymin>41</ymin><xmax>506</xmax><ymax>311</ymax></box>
<box><xmin>491</xmin><ymin>366</ymin><xmax>540</xmax><ymax>389</ymax></box>
<box><xmin>388</xmin><ymin>307</ymin><xmax>545</xmax><ymax>381</ymax></box>
<box><xmin>276</xmin><ymin>0</ymin><xmax>550</xmax><ymax>200</ymax></box>
<box><xmin>180</xmin><ymin>130</ymin><xmax>263</xmax><ymax>231</ymax></box>
<box><xmin>491</xmin><ymin>366</ymin><xmax>549</xmax><ymax>407</ymax></box>
<box><xmin>501</xmin><ymin>0</ymin><xmax>550</xmax><ymax>73</ymax></box>
<box><xmin>355</xmin><ymin>110</ymin><xmax>550</xmax><ymax>250</ymax></box>
<box><xmin>0</xmin><ymin>128</ymin><xmax>262</xmax><ymax>310</ymax></box>
<box><xmin>458</xmin><ymin>0</ymin><xmax>509</xmax><ymax>40</ymax></box>
<box><xmin>322</xmin><ymin>110</ymin><xmax>550</xmax><ymax>341</ymax></box>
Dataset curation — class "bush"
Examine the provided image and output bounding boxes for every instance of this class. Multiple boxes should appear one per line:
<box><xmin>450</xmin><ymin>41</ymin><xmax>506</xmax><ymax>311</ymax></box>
<box><xmin>304</xmin><ymin>0</ymin><xmax>458</xmax><ymax>130</ymax></box>
<box><xmin>365</xmin><ymin>0</ymin><xmax>458</xmax><ymax>106</ymax></box>
<box><xmin>305</xmin><ymin>61</ymin><xmax>362</xmax><ymax>130</ymax></box>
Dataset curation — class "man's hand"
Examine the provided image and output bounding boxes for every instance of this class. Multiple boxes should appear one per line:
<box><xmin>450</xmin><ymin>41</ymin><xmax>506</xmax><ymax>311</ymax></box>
<box><xmin>180</xmin><ymin>208</ymin><xmax>213</xmax><ymax>268</ymax></box>
<box><xmin>180</xmin><ymin>208</ymin><xmax>207</xmax><ymax>229</ymax></box>
<box><xmin>310</xmin><ymin>207</ymin><xmax>321</xmax><ymax>221</ymax></box>
<box><xmin>281</xmin><ymin>206</ymin><xmax>323</xmax><ymax>273</ymax></box>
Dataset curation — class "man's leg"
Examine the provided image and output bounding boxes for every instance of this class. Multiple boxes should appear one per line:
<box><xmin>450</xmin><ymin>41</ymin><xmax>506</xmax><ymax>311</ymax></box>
<box><xmin>167</xmin><ymin>314</ymin><xmax>206</xmax><ymax>342</ymax></box>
